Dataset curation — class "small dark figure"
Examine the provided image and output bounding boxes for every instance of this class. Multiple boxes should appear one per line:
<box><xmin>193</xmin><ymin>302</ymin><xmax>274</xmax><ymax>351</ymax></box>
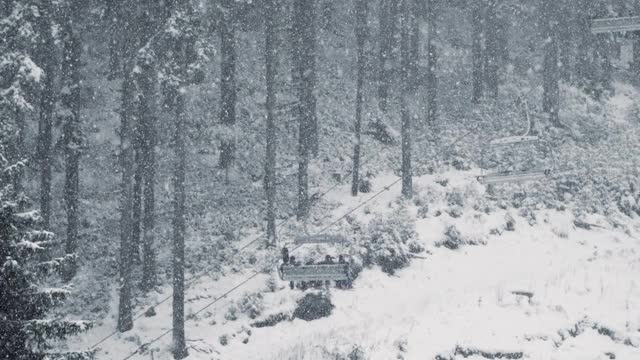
<box><xmin>336</xmin><ymin>255</ymin><xmax>346</xmax><ymax>288</ymax></box>
<box><xmin>281</xmin><ymin>247</ymin><xmax>290</xmax><ymax>264</ymax></box>
<box><xmin>335</xmin><ymin>255</ymin><xmax>353</xmax><ymax>289</ymax></box>
<box><xmin>324</xmin><ymin>255</ymin><xmax>334</xmax><ymax>287</ymax></box>
<box><xmin>288</xmin><ymin>255</ymin><xmax>297</xmax><ymax>289</ymax></box>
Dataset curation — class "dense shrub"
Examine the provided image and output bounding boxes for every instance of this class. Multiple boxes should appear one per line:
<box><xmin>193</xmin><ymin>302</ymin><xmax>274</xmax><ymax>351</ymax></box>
<box><xmin>219</xmin><ymin>334</ymin><xmax>229</xmax><ymax>346</ymax></box>
<box><xmin>446</xmin><ymin>190</ymin><xmax>465</xmax><ymax>208</ymax></box>
<box><xmin>437</xmin><ymin>226</ymin><xmax>465</xmax><ymax>250</ymax></box>
<box><xmin>292</xmin><ymin>293</ymin><xmax>334</xmax><ymax>321</ymax></box>
<box><xmin>224</xmin><ymin>305</ymin><xmax>238</xmax><ymax>321</ymax></box>
<box><xmin>348</xmin><ymin>347</ymin><xmax>367</xmax><ymax>360</ymax></box>
<box><xmin>547</xmin><ymin>167</ymin><xmax>640</xmax><ymax>218</ymax></box>
<box><xmin>359</xmin><ymin>178</ymin><xmax>373</xmax><ymax>193</ymax></box>
<box><xmin>504</xmin><ymin>213</ymin><xmax>516</xmax><ymax>231</ymax></box>
<box><xmin>237</xmin><ymin>292</ymin><xmax>264</xmax><ymax>319</ymax></box>
<box><xmin>436</xmin><ymin>225</ymin><xmax>485</xmax><ymax>250</ymax></box>
<box><xmin>360</xmin><ymin>207</ymin><xmax>416</xmax><ymax>274</ymax></box>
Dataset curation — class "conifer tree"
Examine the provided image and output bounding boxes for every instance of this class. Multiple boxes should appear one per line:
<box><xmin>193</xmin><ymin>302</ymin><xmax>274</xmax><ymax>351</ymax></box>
<box><xmin>59</xmin><ymin>0</ymin><xmax>84</xmax><ymax>282</ymax></box>
<box><xmin>35</xmin><ymin>0</ymin><xmax>57</xmax><ymax>227</ymax></box>
<box><xmin>425</xmin><ymin>0</ymin><xmax>438</xmax><ymax>124</ymax></box>
<box><xmin>142</xmin><ymin>2</ymin><xmax>207</xmax><ymax>357</ymax></box>
<box><xmin>293</xmin><ymin>0</ymin><xmax>318</xmax><ymax>219</ymax></box>
<box><xmin>218</xmin><ymin>0</ymin><xmax>238</xmax><ymax>181</ymax></box>
<box><xmin>484</xmin><ymin>0</ymin><xmax>499</xmax><ymax>99</ymax></box>
<box><xmin>352</xmin><ymin>0</ymin><xmax>368</xmax><ymax>197</ymax></box>
<box><xmin>378</xmin><ymin>0</ymin><xmax>399</xmax><ymax>115</ymax></box>
<box><xmin>0</xmin><ymin>149</ymin><xmax>91</xmax><ymax>359</ymax></box>
<box><xmin>471</xmin><ymin>1</ymin><xmax>484</xmax><ymax>104</ymax></box>
<box><xmin>0</xmin><ymin>1</ymin><xmax>42</xmax><ymax>196</ymax></box>
<box><xmin>400</xmin><ymin>0</ymin><xmax>416</xmax><ymax>199</ymax></box>
<box><xmin>264</xmin><ymin>0</ymin><xmax>278</xmax><ymax>244</ymax></box>
<box><xmin>542</xmin><ymin>0</ymin><xmax>560</xmax><ymax>126</ymax></box>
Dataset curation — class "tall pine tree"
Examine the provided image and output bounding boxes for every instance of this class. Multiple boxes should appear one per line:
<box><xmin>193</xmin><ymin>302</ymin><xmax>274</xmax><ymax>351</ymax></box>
<box><xmin>400</xmin><ymin>0</ymin><xmax>416</xmax><ymax>199</ymax></box>
<box><xmin>35</xmin><ymin>0</ymin><xmax>57</xmax><ymax>227</ymax></box>
<box><xmin>59</xmin><ymin>0</ymin><xmax>84</xmax><ymax>282</ymax></box>
<box><xmin>293</xmin><ymin>0</ymin><xmax>317</xmax><ymax>219</ymax></box>
<box><xmin>264</xmin><ymin>0</ymin><xmax>278</xmax><ymax>245</ymax></box>
<box><xmin>352</xmin><ymin>0</ymin><xmax>368</xmax><ymax>197</ymax></box>
<box><xmin>0</xmin><ymin>148</ymin><xmax>91</xmax><ymax>359</ymax></box>
<box><xmin>542</xmin><ymin>0</ymin><xmax>560</xmax><ymax>126</ymax></box>
<box><xmin>0</xmin><ymin>1</ymin><xmax>42</xmax><ymax>196</ymax></box>
<box><xmin>471</xmin><ymin>1</ymin><xmax>484</xmax><ymax>104</ymax></box>
<box><xmin>116</xmin><ymin>0</ymin><xmax>138</xmax><ymax>333</ymax></box>
<box><xmin>145</xmin><ymin>2</ymin><xmax>207</xmax><ymax>356</ymax></box>
<box><xmin>218</xmin><ymin>0</ymin><xmax>238</xmax><ymax>181</ymax></box>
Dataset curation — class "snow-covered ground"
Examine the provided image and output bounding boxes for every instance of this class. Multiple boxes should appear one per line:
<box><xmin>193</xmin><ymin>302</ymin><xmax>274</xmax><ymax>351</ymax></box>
<box><xmin>72</xmin><ymin>171</ymin><xmax>640</xmax><ymax>360</ymax></box>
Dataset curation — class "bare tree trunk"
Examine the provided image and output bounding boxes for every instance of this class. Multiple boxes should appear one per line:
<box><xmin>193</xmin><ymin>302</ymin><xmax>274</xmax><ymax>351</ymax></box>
<box><xmin>558</xmin><ymin>1</ymin><xmax>572</xmax><ymax>81</ymax></box>
<box><xmin>484</xmin><ymin>0</ymin><xmax>499</xmax><ymax>99</ymax></box>
<box><xmin>634</xmin><ymin>35</ymin><xmax>640</xmax><ymax>74</ymax></box>
<box><xmin>37</xmin><ymin>0</ymin><xmax>56</xmax><ymax>228</ymax></box>
<box><xmin>140</xmin><ymin>63</ymin><xmax>157</xmax><ymax>291</ymax></box>
<box><xmin>117</xmin><ymin>69</ymin><xmax>135</xmax><ymax>333</ymax></box>
<box><xmin>542</xmin><ymin>0</ymin><xmax>560</xmax><ymax>126</ymax></box>
<box><xmin>575</xmin><ymin>0</ymin><xmax>602</xmax><ymax>96</ymax></box>
<box><xmin>575</xmin><ymin>0</ymin><xmax>590</xmax><ymax>83</ymax></box>
<box><xmin>172</xmin><ymin>90</ymin><xmax>188</xmax><ymax>360</ymax></box>
<box><xmin>307</xmin><ymin>0</ymin><xmax>319</xmax><ymax>157</ymax></box>
<box><xmin>409</xmin><ymin>1</ymin><xmax>419</xmax><ymax>89</ymax></box>
<box><xmin>135</xmin><ymin>0</ymin><xmax>160</xmax><ymax>292</ymax></box>
<box><xmin>592</xmin><ymin>2</ymin><xmax>613</xmax><ymax>97</ymax></box>
<box><xmin>352</xmin><ymin>0</ymin><xmax>367</xmax><ymax>197</ymax></box>
<box><xmin>425</xmin><ymin>0</ymin><xmax>437</xmax><ymax>124</ymax></box>
<box><xmin>400</xmin><ymin>0</ymin><xmax>414</xmax><ymax>199</ymax></box>
<box><xmin>117</xmin><ymin>2</ymin><xmax>137</xmax><ymax>331</ymax></box>
<box><xmin>219</xmin><ymin>0</ymin><xmax>237</xmax><ymax>180</ymax></box>
<box><xmin>377</xmin><ymin>0</ymin><xmax>398</xmax><ymax>115</ymax></box>
<box><xmin>131</xmin><ymin>147</ymin><xmax>143</xmax><ymax>263</ymax></box>
<box><xmin>12</xmin><ymin>109</ymin><xmax>25</xmax><ymax>198</ymax></box>
<box><xmin>634</xmin><ymin>2</ymin><xmax>640</xmax><ymax>74</ymax></box>
<box><xmin>294</xmin><ymin>0</ymin><xmax>316</xmax><ymax>219</ymax></box>
<box><xmin>61</xmin><ymin>1</ymin><xmax>83</xmax><ymax>282</ymax></box>
<box><xmin>471</xmin><ymin>2</ymin><xmax>484</xmax><ymax>104</ymax></box>
<box><xmin>107</xmin><ymin>0</ymin><xmax>123</xmax><ymax>79</ymax></box>
<box><xmin>264</xmin><ymin>0</ymin><xmax>278</xmax><ymax>245</ymax></box>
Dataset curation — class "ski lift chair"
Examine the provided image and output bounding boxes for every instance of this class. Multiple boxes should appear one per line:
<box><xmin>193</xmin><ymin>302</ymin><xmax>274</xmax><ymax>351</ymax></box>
<box><xmin>477</xmin><ymin>135</ymin><xmax>553</xmax><ymax>184</ymax></box>
<box><xmin>477</xmin><ymin>100</ymin><xmax>554</xmax><ymax>185</ymax></box>
<box><xmin>278</xmin><ymin>234</ymin><xmax>352</xmax><ymax>289</ymax></box>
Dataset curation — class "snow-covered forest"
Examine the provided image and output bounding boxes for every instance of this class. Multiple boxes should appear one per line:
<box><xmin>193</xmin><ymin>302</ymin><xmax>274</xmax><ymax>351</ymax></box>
<box><xmin>2</xmin><ymin>0</ymin><xmax>640</xmax><ymax>359</ymax></box>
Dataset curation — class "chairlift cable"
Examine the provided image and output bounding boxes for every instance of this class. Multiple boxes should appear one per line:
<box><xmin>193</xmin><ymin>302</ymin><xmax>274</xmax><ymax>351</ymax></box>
<box><xmin>89</xmin><ymin>150</ymin><xmax>383</xmax><ymax>351</ymax></box>
<box><xmin>118</xmin><ymin>122</ymin><xmax>483</xmax><ymax>360</ymax></box>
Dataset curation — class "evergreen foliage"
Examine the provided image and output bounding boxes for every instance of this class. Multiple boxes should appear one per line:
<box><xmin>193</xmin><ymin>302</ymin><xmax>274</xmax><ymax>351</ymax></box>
<box><xmin>0</xmin><ymin>151</ymin><xmax>91</xmax><ymax>359</ymax></box>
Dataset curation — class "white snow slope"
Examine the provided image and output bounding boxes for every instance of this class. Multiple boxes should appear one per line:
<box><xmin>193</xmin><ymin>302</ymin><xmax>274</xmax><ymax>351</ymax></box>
<box><xmin>73</xmin><ymin>171</ymin><xmax>640</xmax><ymax>360</ymax></box>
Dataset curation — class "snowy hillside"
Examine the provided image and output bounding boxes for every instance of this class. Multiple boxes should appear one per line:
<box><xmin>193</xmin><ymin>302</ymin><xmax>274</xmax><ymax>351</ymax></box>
<box><xmin>6</xmin><ymin>1</ymin><xmax>640</xmax><ymax>359</ymax></box>
<box><xmin>72</xmin><ymin>171</ymin><xmax>640</xmax><ymax>360</ymax></box>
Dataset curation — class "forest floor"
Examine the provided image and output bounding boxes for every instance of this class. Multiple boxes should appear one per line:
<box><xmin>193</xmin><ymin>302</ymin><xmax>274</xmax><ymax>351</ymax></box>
<box><xmin>67</xmin><ymin>170</ymin><xmax>640</xmax><ymax>360</ymax></box>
